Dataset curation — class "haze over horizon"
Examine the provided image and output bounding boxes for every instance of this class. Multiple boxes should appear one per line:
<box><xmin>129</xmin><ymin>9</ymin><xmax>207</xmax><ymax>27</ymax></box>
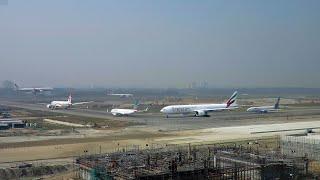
<box><xmin>0</xmin><ymin>0</ymin><xmax>319</xmax><ymax>88</ymax></box>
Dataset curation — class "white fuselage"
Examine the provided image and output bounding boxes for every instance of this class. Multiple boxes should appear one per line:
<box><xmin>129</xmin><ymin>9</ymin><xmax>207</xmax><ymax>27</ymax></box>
<box><xmin>110</xmin><ymin>108</ymin><xmax>137</xmax><ymax>116</ymax></box>
<box><xmin>108</xmin><ymin>94</ymin><xmax>133</xmax><ymax>98</ymax></box>
<box><xmin>19</xmin><ymin>87</ymin><xmax>53</xmax><ymax>91</ymax></box>
<box><xmin>160</xmin><ymin>91</ymin><xmax>238</xmax><ymax>117</ymax></box>
<box><xmin>15</xmin><ymin>83</ymin><xmax>53</xmax><ymax>95</ymax></box>
<box><xmin>18</xmin><ymin>88</ymin><xmax>53</xmax><ymax>95</ymax></box>
<box><xmin>47</xmin><ymin>101</ymin><xmax>71</xmax><ymax>109</ymax></box>
<box><xmin>246</xmin><ymin>106</ymin><xmax>275</xmax><ymax>113</ymax></box>
<box><xmin>161</xmin><ymin>103</ymin><xmax>231</xmax><ymax>114</ymax></box>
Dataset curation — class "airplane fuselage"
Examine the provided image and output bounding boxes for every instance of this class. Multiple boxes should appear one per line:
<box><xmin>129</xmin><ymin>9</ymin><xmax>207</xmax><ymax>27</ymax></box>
<box><xmin>161</xmin><ymin>103</ymin><xmax>230</xmax><ymax>114</ymax></box>
<box><xmin>110</xmin><ymin>108</ymin><xmax>137</xmax><ymax>116</ymax></box>
<box><xmin>16</xmin><ymin>85</ymin><xmax>53</xmax><ymax>95</ymax></box>
<box><xmin>160</xmin><ymin>91</ymin><xmax>238</xmax><ymax>117</ymax></box>
<box><xmin>247</xmin><ymin>97</ymin><xmax>280</xmax><ymax>113</ymax></box>
<box><xmin>108</xmin><ymin>94</ymin><xmax>133</xmax><ymax>98</ymax></box>
<box><xmin>47</xmin><ymin>101</ymin><xmax>71</xmax><ymax>109</ymax></box>
<box><xmin>46</xmin><ymin>94</ymin><xmax>91</xmax><ymax>110</ymax></box>
<box><xmin>246</xmin><ymin>106</ymin><xmax>275</xmax><ymax>113</ymax></box>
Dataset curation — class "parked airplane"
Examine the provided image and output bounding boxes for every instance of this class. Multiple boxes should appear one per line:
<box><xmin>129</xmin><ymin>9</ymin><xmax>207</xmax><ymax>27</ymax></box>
<box><xmin>109</xmin><ymin>100</ymin><xmax>148</xmax><ymax>116</ymax></box>
<box><xmin>247</xmin><ymin>97</ymin><xmax>280</xmax><ymax>113</ymax></box>
<box><xmin>160</xmin><ymin>91</ymin><xmax>238</xmax><ymax>117</ymax></box>
<box><xmin>14</xmin><ymin>83</ymin><xmax>53</xmax><ymax>95</ymax></box>
<box><xmin>109</xmin><ymin>108</ymin><xmax>148</xmax><ymax>116</ymax></box>
<box><xmin>107</xmin><ymin>90</ymin><xmax>133</xmax><ymax>98</ymax></box>
<box><xmin>107</xmin><ymin>93</ymin><xmax>133</xmax><ymax>98</ymax></box>
<box><xmin>46</xmin><ymin>94</ymin><xmax>93</xmax><ymax>110</ymax></box>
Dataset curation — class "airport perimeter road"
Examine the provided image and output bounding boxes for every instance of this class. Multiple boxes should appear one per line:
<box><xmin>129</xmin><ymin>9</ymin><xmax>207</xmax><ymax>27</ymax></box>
<box><xmin>2</xmin><ymin>101</ymin><xmax>320</xmax><ymax>131</ymax></box>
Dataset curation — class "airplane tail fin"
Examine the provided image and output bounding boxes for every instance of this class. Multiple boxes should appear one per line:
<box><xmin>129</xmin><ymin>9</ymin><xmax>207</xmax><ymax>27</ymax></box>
<box><xmin>133</xmin><ymin>99</ymin><xmax>140</xmax><ymax>110</ymax></box>
<box><xmin>138</xmin><ymin>107</ymin><xmax>149</xmax><ymax>113</ymax></box>
<box><xmin>14</xmin><ymin>83</ymin><xmax>19</xmax><ymax>91</ymax></box>
<box><xmin>106</xmin><ymin>89</ymin><xmax>113</xmax><ymax>95</ymax></box>
<box><xmin>274</xmin><ymin>97</ymin><xmax>280</xmax><ymax>109</ymax></box>
<box><xmin>68</xmin><ymin>94</ymin><xmax>72</xmax><ymax>104</ymax></box>
<box><xmin>226</xmin><ymin>91</ymin><xmax>238</xmax><ymax>108</ymax></box>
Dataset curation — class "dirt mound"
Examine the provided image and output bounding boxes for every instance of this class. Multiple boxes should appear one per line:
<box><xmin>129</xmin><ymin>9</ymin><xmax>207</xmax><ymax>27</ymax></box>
<box><xmin>0</xmin><ymin>164</ymin><xmax>71</xmax><ymax>180</ymax></box>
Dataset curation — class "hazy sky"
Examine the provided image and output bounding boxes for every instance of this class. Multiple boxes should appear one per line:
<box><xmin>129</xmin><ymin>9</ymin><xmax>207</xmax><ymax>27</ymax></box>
<box><xmin>0</xmin><ymin>0</ymin><xmax>319</xmax><ymax>88</ymax></box>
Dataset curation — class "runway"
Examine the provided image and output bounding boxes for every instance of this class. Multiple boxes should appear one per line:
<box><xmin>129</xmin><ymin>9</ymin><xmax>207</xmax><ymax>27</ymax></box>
<box><xmin>1</xmin><ymin>100</ymin><xmax>320</xmax><ymax>163</ymax></box>
<box><xmin>2</xmin><ymin>100</ymin><xmax>320</xmax><ymax>131</ymax></box>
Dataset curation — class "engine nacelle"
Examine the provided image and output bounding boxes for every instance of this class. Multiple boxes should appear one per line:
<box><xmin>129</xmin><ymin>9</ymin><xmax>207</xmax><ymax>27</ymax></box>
<box><xmin>195</xmin><ymin>110</ymin><xmax>207</xmax><ymax>117</ymax></box>
<box><xmin>46</xmin><ymin>104</ymin><xmax>53</xmax><ymax>109</ymax></box>
<box><xmin>259</xmin><ymin>110</ymin><xmax>268</xmax><ymax>113</ymax></box>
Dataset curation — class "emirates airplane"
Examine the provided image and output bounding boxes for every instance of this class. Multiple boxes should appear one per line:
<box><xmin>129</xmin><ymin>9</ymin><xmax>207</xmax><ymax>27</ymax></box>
<box><xmin>46</xmin><ymin>94</ymin><xmax>93</xmax><ymax>110</ymax></box>
<box><xmin>160</xmin><ymin>91</ymin><xmax>238</xmax><ymax>117</ymax></box>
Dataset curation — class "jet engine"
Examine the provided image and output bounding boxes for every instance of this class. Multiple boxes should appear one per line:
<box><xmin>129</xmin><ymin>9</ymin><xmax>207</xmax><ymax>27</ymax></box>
<box><xmin>259</xmin><ymin>110</ymin><xmax>268</xmax><ymax>113</ymax></box>
<box><xmin>195</xmin><ymin>110</ymin><xmax>208</xmax><ymax>117</ymax></box>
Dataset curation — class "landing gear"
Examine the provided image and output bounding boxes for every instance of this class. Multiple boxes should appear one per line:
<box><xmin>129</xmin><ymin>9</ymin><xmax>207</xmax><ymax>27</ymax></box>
<box><xmin>166</xmin><ymin>115</ymin><xmax>169</xmax><ymax>118</ymax></box>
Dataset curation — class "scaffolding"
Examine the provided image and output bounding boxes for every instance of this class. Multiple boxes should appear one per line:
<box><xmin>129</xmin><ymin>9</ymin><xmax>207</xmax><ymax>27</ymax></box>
<box><xmin>75</xmin><ymin>139</ymin><xmax>311</xmax><ymax>180</ymax></box>
<box><xmin>281</xmin><ymin>135</ymin><xmax>320</xmax><ymax>161</ymax></box>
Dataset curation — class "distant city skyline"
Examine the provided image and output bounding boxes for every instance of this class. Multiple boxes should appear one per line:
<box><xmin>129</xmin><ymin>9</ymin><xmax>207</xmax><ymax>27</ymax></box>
<box><xmin>0</xmin><ymin>1</ymin><xmax>319</xmax><ymax>88</ymax></box>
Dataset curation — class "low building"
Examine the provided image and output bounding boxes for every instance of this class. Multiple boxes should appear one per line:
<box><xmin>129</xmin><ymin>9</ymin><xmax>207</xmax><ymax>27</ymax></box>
<box><xmin>0</xmin><ymin>119</ymin><xmax>25</xmax><ymax>129</ymax></box>
<box><xmin>0</xmin><ymin>123</ymin><xmax>9</xmax><ymax>130</ymax></box>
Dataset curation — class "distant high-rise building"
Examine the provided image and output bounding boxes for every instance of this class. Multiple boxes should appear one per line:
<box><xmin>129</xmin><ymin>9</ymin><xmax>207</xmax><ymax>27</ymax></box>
<box><xmin>187</xmin><ymin>81</ymin><xmax>208</xmax><ymax>89</ymax></box>
<box><xmin>191</xmin><ymin>82</ymin><xmax>197</xmax><ymax>89</ymax></box>
<box><xmin>202</xmin><ymin>81</ymin><xmax>208</xmax><ymax>89</ymax></box>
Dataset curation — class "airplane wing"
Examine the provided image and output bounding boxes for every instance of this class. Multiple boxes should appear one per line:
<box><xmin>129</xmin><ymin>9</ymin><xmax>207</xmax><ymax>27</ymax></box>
<box><xmin>72</xmin><ymin>101</ymin><xmax>94</xmax><ymax>106</ymax></box>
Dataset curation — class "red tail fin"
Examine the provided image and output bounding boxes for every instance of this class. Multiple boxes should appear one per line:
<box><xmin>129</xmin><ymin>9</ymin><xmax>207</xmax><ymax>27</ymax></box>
<box><xmin>68</xmin><ymin>94</ymin><xmax>72</xmax><ymax>103</ymax></box>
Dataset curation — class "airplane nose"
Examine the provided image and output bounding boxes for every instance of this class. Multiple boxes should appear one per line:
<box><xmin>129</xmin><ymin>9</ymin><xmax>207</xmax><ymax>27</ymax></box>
<box><xmin>160</xmin><ymin>108</ymin><xmax>165</xmax><ymax>113</ymax></box>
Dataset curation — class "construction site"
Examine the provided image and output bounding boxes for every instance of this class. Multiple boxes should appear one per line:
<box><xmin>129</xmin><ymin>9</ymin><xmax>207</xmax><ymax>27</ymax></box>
<box><xmin>75</xmin><ymin>137</ymin><xmax>319</xmax><ymax>180</ymax></box>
